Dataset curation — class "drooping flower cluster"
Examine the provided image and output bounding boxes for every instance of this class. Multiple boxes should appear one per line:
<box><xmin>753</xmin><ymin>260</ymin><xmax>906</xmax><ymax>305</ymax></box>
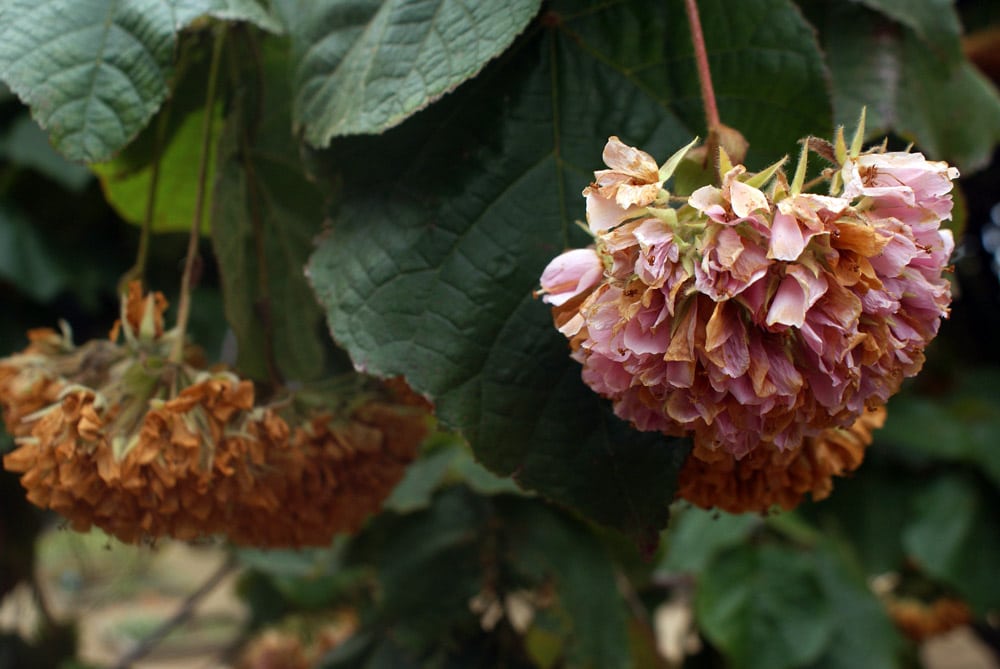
<box><xmin>539</xmin><ymin>128</ymin><xmax>957</xmax><ymax>510</ymax></box>
<box><xmin>1</xmin><ymin>284</ymin><xmax>428</xmax><ymax>546</ymax></box>
<box><xmin>676</xmin><ymin>405</ymin><xmax>886</xmax><ymax>513</ymax></box>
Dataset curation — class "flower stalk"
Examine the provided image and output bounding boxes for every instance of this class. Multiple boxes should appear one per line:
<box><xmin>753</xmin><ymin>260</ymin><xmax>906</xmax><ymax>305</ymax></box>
<box><xmin>171</xmin><ymin>27</ymin><xmax>227</xmax><ymax>364</ymax></box>
<box><xmin>684</xmin><ymin>0</ymin><xmax>720</xmax><ymax>130</ymax></box>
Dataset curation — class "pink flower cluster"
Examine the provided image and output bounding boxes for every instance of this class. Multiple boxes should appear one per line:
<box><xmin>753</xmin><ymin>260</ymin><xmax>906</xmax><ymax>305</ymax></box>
<box><xmin>539</xmin><ymin>137</ymin><xmax>957</xmax><ymax>457</ymax></box>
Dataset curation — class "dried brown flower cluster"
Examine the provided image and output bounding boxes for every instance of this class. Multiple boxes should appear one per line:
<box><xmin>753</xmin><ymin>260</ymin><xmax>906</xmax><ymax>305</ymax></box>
<box><xmin>236</xmin><ymin>612</ymin><xmax>358</xmax><ymax>669</ymax></box>
<box><xmin>676</xmin><ymin>406</ymin><xmax>886</xmax><ymax>513</ymax></box>
<box><xmin>1</xmin><ymin>284</ymin><xmax>428</xmax><ymax>547</ymax></box>
<box><xmin>885</xmin><ymin>596</ymin><xmax>973</xmax><ymax>642</ymax></box>
<box><xmin>226</xmin><ymin>400</ymin><xmax>429</xmax><ymax>547</ymax></box>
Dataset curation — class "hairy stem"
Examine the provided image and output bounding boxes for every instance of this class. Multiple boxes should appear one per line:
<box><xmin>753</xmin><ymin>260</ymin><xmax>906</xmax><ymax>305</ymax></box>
<box><xmin>171</xmin><ymin>29</ymin><xmax>226</xmax><ymax>363</ymax></box>
<box><xmin>119</xmin><ymin>106</ymin><xmax>171</xmax><ymax>293</ymax></box>
<box><xmin>684</xmin><ymin>0</ymin><xmax>720</xmax><ymax>130</ymax></box>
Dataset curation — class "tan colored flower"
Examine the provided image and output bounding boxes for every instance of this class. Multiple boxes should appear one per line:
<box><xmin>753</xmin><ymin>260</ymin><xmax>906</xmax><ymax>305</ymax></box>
<box><xmin>885</xmin><ymin>596</ymin><xmax>972</xmax><ymax>642</ymax></box>
<box><xmin>227</xmin><ymin>397</ymin><xmax>428</xmax><ymax>548</ymax></box>
<box><xmin>676</xmin><ymin>406</ymin><xmax>886</xmax><ymax>513</ymax></box>
<box><xmin>237</xmin><ymin>629</ymin><xmax>310</xmax><ymax>669</ymax></box>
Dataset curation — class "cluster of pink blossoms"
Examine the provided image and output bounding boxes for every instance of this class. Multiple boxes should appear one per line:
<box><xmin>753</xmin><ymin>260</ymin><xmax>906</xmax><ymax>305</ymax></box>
<box><xmin>540</xmin><ymin>135</ymin><xmax>957</xmax><ymax>461</ymax></box>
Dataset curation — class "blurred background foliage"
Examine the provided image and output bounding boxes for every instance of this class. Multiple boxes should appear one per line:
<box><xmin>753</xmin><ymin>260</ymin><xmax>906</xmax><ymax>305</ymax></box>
<box><xmin>0</xmin><ymin>0</ymin><xmax>999</xmax><ymax>667</ymax></box>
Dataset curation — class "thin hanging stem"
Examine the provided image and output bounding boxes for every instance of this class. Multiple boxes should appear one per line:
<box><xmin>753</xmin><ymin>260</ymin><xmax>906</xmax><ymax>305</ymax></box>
<box><xmin>684</xmin><ymin>0</ymin><xmax>720</xmax><ymax>131</ymax></box>
<box><xmin>119</xmin><ymin>106</ymin><xmax>171</xmax><ymax>293</ymax></box>
<box><xmin>171</xmin><ymin>28</ymin><xmax>226</xmax><ymax>364</ymax></box>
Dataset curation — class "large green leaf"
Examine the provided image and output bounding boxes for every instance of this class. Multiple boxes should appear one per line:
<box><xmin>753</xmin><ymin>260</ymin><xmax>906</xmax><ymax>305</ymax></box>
<box><xmin>0</xmin><ymin>116</ymin><xmax>91</xmax><ymax>191</ymax></box>
<box><xmin>0</xmin><ymin>0</ymin><xmax>279</xmax><ymax>164</ymax></box>
<box><xmin>658</xmin><ymin>506</ymin><xmax>761</xmax><ymax>576</ymax></box>
<box><xmin>212</xmin><ymin>42</ymin><xmax>329</xmax><ymax>382</ymax></box>
<box><xmin>801</xmin><ymin>458</ymin><xmax>915</xmax><ymax>576</ymax></box>
<box><xmin>808</xmin><ymin>545</ymin><xmax>902</xmax><ymax>669</ymax></box>
<box><xmin>695</xmin><ymin>545</ymin><xmax>836</xmax><ymax>669</ymax></box>
<box><xmin>0</xmin><ymin>0</ymin><xmax>177</xmax><ymax>163</ymax></box>
<box><xmin>503</xmin><ymin>499</ymin><xmax>630</xmax><ymax>669</ymax></box>
<box><xmin>384</xmin><ymin>432</ymin><xmax>523</xmax><ymax>514</ymax></box>
<box><xmin>806</xmin><ymin>1</ymin><xmax>1000</xmax><ymax>172</ymax></box>
<box><xmin>660</xmin><ymin>0</ymin><xmax>833</xmax><ymax>165</ymax></box>
<box><xmin>92</xmin><ymin>104</ymin><xmax>221</xmax><ymax>233</ymax></box>
<box><xmin>168</xmin><ymin>0</ymin><xmax>282</xmax><ymax>32</ymax></box>
<box><xmin>879</xmin><ymin>369</ymin><xmax>1000</xmax><ymax>489</ymax></box>
<box><xmin>902</xmin><ymin>474</ymin><xmax>1000</xmax><ymax>614</ymax></box>
<box><xmin>0</xmin><ymin>205</ymin><xmax>69</xmax><ymax>302</ymax></box>
<box><xmin>852</xmin><ymin>0</ymin><xmax>962</xmax><ymax>62</ymax></box>
<box><xmin>308</xmin><ymin>0</ymin><xmax>833</xmax><ymax>539</ymax></box>
<box><xmin>274</xmin><ymin>0</ymin><xmax>541</xmax><ymax>144</ymax></box>
<box><xmin>352</xmin><ymin>486</ymin><xmax>490</xmax><ymax>653</ymax></box>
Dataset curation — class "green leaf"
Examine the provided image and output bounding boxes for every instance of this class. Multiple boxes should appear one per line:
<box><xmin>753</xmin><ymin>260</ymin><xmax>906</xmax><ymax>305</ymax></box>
<box><xmin>502</xmin><ymin>499</ymin><xmax>630</xmax><ymax>669</ymax></box>
<box><xmin>852</xmin><ymin>0</ymin><xmax>963</xmax><ymax>61</ymax></box>
<box><xmin>808</xmin><ymin>545</ymin><xmax>903</xmax><ymax>669</ymax></box>
<box><xmin>661</xmin><ymin>0</ymin><xmax>833</xmax><ymax>165</ymax></box>
<box><xmin>309</xmin><ymin>0</ymin><xmax>834</xmax><ymax>539</ymax></box>
<box><xmin>879</xmin><ymin>368</ymin><xmax>1000</xmax><ymax>489</ymax></box>
<box><xmin>167</xmin><ymin>0</ymin><xmax>282</xmax><ymax>32</ymax></box>
<box><xmin>902</xmin><ymin>474</ymin><xmax>1000</xmax><ymax>614</ymax></box>
<box><xmin>0</xmin><ymin>116</ymin><xmax>91</xmax><ymax>191</ymax></box>
<box><xmin>384</xmin><ymin>433</ymin><xmax>523</xmax><ymax>514</ymax></box>
<box><xmin>0</xmin><ymin>0</ymin><xmax>281</xmax><ymax>165</ymax></box>
<box><xmin>659</xmin><ymin>506</ymin><xmax>761</xmax><ymax>575</ymax></box>
<box><xmin>0</xmin><ymin>0</ymin><xmax>177</xmax><ymax>163</ymax></box>
<box><xmin>0</xmin><ymin>204</ymin><xmax>69</xmax><ymax>302</ymax></box>
<box><xmin>807</xmin><ymin>1</ymin><xmax>1000</xmax><ymax>172</ymax></box>
<box><xmin>801</xmin><ymin>460</ymin><xmax>914</xmax><ymax>576</ymax></box>
<box><xmin>357</xmin><ymin>487</ymin><xmax>489</xmax><ymax>651</ymax></box>
<box><xmin>92</xmin><ymin>104</ymin><xmax>220</xmax><ymax>233</ymax></box>
<box><xmin>695</xmin><ymin>545</ymin><xmax>836</xmax><ymax>669</ymax></box>
<box><xmin>274</xmin><ymin>0</ymin><xmax>541</xmax><ymax>144</ymax></box>
<box><xmin>212</xmin><ymin>41</ymin><xmax>328</xmax><ymax>382</ymax></box>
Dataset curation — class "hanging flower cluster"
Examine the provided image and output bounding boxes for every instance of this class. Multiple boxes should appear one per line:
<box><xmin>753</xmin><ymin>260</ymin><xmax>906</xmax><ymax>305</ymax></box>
<box><xmin>539</xmin><ymin>124</ymin><xmax>957</xmax><ymax>511</ymax></box>
<box><xmin>1</xmin><ymin>284</ymin><xmax>428</xmax><ymax>546</ymax></box>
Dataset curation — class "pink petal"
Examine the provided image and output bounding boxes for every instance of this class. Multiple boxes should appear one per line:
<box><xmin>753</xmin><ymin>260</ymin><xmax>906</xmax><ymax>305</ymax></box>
<box><xmin>769</xmin><ymin>210</ymin><xmax>807</xmax><ymax>261</ymax></box>
<box><xmin>539</xmin><ymin>248</ymin><xmax>604</xmax><ymax>306</ymax></box>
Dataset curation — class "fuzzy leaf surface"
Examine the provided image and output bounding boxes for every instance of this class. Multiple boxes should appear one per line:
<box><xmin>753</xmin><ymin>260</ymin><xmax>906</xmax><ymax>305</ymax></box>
<box><xmin>167</xmin><ymin>0</ymin><xmax>282</xmax><ymax>31</ymax></box>
<box><xmin>853</xmin><ymin>0</ymin><xmax>962</xmax><ymax>61</ymax></box>
<box><xmin>695</xmin><ymin>544</ymin><xmax>836</xmax><ymax>669</ymax></box>
<box><xmin>0</xmin><ymin>0</ymin><xmax>176</xmax><ymax>163</ymax></box>
<box><xmin>308</xmin><ymin>0</ymin><xmax>832</xmax><ymax>538</ymax></box>
<box><xmin>903</xmin><ymin>474</ymin><xmax>1000</xmax><ymax>614</ymax></box>
<box><xmin>275</xmin><ymin>0</ymin><xmax>541</xmax><ymax>144</ymax></box>
<box><xmin>807</xmin><ymin>1</ymin><xmax>1000</xmax><ymax>172</ymax></box>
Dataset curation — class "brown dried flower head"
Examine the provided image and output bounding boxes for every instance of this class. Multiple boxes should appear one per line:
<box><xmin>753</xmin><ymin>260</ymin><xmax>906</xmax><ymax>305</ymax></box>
<box><xmin>227</xmin><ymin>389</ymin><xmax>429</xmax><ymax>548</ymax></box>
<box><xmin>676</xmin><ymin>405</ymin><xmax>887</xmax><ymax>513</ymax></box>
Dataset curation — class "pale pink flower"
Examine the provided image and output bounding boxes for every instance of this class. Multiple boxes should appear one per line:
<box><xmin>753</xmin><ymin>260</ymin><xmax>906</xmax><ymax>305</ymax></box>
<box><xmin>765</xmin><ymin>264</ymin><xmax>829</xmax><ymax>328</ymax></box>
<box><xmin>842</xmin><ymin>152</ymin><xmax>959</xmax><ymax>210</ymax></box>
<box><xmin>584</xmin><ymin>136</ymin><xmax>664</xmax><ymax>232</ymax></box>
<box><xmin>538</xmin><ymin>248</ymin><xmax>604</xmax><ymax>306</ymax></box>
<box><xmin>690</xmin><ymin>166</ymin><xmax>769</xmax><ymax>224</ymax></box>
<box><xmin>539</xmin><ymin>136</ymin><xmax>956</xmax><ymax>464</ymax></box>
<box><xmin>694</xmin><ymin>226</ymin><xmax>771</xmax><ymax>301</ymax></box>
<box><xmin>769</xmin><ymin>194</ymin><xmax>849</xmax><ymax>261</ymax></box>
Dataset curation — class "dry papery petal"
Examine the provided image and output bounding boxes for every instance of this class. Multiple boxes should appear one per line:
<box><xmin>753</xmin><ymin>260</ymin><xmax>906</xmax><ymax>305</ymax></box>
<box><xmin>2</xmin><ymin>371</ymin><xmax>296</xmax><ymax>544</ymax></box>
<box><xmin>885</xmin><ymin>596</ymin><xmax>973</xmax><ymax>642</ymax></box>
<box><xmin>543</xmin><ymin>133</ymin><xmax>955</xmax><ymax>474</ymax></box>
<box><xmin>0</xmin><ymin>328</ymin><xmax>123</xmax><ymax>437</ymax></box>
<box><xmin>226</xmin><ymin>399</ymin><xmax>429</xmax><ymax>548</ymax></box>
<box><xmin>108</xmin><ymin>280</ymin><xmax>170</xmax><ymax>344</ymax></box>
<box><xmin>676</xmin><ymin>406</ymin><xmax>887</xmax><ymax>513</ymax></box>
<box><xmin>236</xmin><ymin>629</ymin><xmax>310</xmax><ymax>669</ymax></box>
